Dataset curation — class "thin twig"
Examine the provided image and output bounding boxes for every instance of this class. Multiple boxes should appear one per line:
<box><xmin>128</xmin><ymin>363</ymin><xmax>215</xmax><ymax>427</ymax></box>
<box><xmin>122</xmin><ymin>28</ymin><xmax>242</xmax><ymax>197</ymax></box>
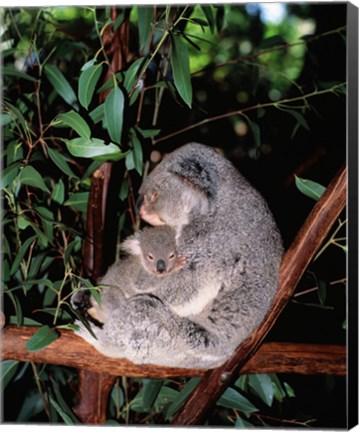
<box><xmin>154</xmin><ymin>83</ymin><xmax>346</xmax><ymax>144</ymax></box>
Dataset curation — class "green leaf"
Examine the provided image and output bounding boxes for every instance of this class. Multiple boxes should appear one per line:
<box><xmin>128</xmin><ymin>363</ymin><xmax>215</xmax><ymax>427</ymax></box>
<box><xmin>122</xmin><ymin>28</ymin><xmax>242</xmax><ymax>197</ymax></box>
<box><xmin>47</xmin><ymin>146</ymin><xmax>76</xmax><ymax>177</ymax></box>
<box><xmin>165</xmin><ymin>378</ymin><xmax>201</xmax><ymax>419</ymax></box>
<box><xmin>200</xmin><ymin>6</ymin><xmax>215</xmax><ymax>32</ymax></box>
<box><xmin>131</xmin><ymin>135</ymin><xmax>143</xmax><ymax>175</ymax></box>
<box><xmin>2</xmin><ymin>66</ymin><xmax>38</xmax><ymax>82</ymax></box>
<box><xmin>2</xmin><ymin>360</ymin><xmax>20</xmax><ymax>389</ymax></box>
<box><xmin>104</xmin><ymin>87</ymin><xmax>124</xmax><ymax>144</ymax></box>
<box><xmin>51</xmin><ymin>179</ymin><xmax>65</xmax><ymax>204</ymax></box>
<box><xmin>44</xmin><ymin>65</ymin><xmax>78</xmax><ymax>109</ymax></box>
<box><xmin>124</xmin><ymin>57</ymin><xmax>145</xmax><ymax>93</ymax></box>
<box><xmin>78</xmin><ymin>63</ymin><xmax>103</xmax><ymax>110</ymax></box>
<box><xmin>119</xmin><ymin>178</ymin><xmax>129</xmax><ymax>201</ymax></box>
<box><xmin>142</xmin><ymin>379</ymin><xmax>163</xmax><ymax>411</ymax></box>
<box><xmin>57</xmin><ymin>110</ymin><xmax>91</xmax><ymax>139</ymax></box>
<box><xmin>65</xmin><ymin>137</ymin><xmax>127</xmax><ymax>161</ymax></box>
<box><xmin>217</xmin><ymin>387</ymin><xmax>258</xmax><ymax>415</ymax></box>
<box><xmin>281</xmin><ymin>108</ymin><xmax>309</xmax><ymax>132</ymax></box>
<box><xmin>64</xmin><ymin>236</ymin><xmax>82</xmax><ymax>264</ymax></box>
<box><xmin>19</xmin><ymin>165</ymin><xmax>49</xmax><ymax>193</ymax></box>
<box><xmin>138</xmin><ymin>7</ymin><xmax>154</xmax><ymax>52</ymax></box>
<box><xmin>247</xmin><ymin>118</ymin><xmax>261</xmax><ymax>148</ymax></box>
<box><xmin>294</xmin><ymin>175</ymin><xmax>326</xmax><ymax>201</ymax></box>
<box><xmin>248</xmin><ymin>374</ymin><xmax>274</xmax><ymax>407</ymax></box>
<box><xmin>235</xmin><ymin>415</ymin><xmax>254</xmax><ymax>428</ymax></box>
<box><xmin>171</xmin><ymin>35</ymin><xmax>192</xmax><ymax>108</ymax></box>
<box><xmin>259</xmin><ymin>35</ymin><xmax>287</xmax><ymax>49</ymax></box>
<box><xmin>284</xmin><ymin>382</ymin><xmax>295</xmax><ymax>398</ymax></box>
<box><xmin>64</xmin><ymin>192</ymin><xmax>89</xmax><ymax>213</ymax></box>
<box><xmin>10</xmin><ymin>235</ymin><xmax>37</xmax><ymax>275</ymax></box>
<box><xmin>125</xmin><ymin>151</ymin><xmax>135</xmax><ymax>171</ymax></box>
<box><xmin>6</xmin><ymin>290</ymin><xmax>23</xmax><ymax>325</ymax></box>
<box><xmin>0</xmin><ymin>161</ymin><xmax>21</xmax><ymax>190</ymax></box>
<box><xmin>49</xmin><ymin>397</ymin><xmax>75</xmax><ymax>425</ymax></box>
<box><xmin>89</xmin><ymin>103</ymin><xmax>105</xmax><ymax>124</ymax></box>
<box><xmin>25</xmin><ymin>325</ymin><xmax>59</xmax><ymax>352</ymax></box>
<box><xmin>136</xmin><ymin>127</ymin><xmax>161</xmax><ymax>138</ymax></box>
<box><xmin>6</xmin><ymin>141</ymin><xmax>24</xmax><ymax>165</ymax></box>
<box><xmin>81</xmin><ymin>58</ymin><xmax>96</xmax><ymax>71</ymax></box>
<box><xmin>4</xmin><ymin>102</ymin><xmax>31</xmax><ymax>137</ymax></box>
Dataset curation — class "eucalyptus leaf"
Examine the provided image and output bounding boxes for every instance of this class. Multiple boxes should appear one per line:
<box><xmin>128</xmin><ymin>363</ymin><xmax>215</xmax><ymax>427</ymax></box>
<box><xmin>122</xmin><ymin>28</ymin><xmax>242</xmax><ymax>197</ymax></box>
<box><xmin>104</xmin><ymin>86</ymin><xmax>124</xmax><ymax>144</ymax></box>
<box><xmin>2</xmin><ymin>66</ymin><xmax>38</xmax><ymax>82</ymax></box>
<box><xmin>64</xmin><ymin>192</ymin><xmax>89</xmax><ymax>213</ymax></box>
<box><xmin>124</xmin><ymin>57</ymin><xmax>145</xmax><ymax>93</ymax></box>
<box><xmin>143</xmin><ymin>379</ymin><xmax>163</xmax><ymax>411</ymax></box>
<box><xmin>200</xmin><ymin>6</ymin><xmax>215</xmax><ymax>32</ymax></box>
<box><xmin>247</xmin><ymin>118</ymin><xmax>261</xmax><ymax>148</ymax></box>
<box><xmin>89</xmin><ymin>103</ymin><xmax>105</xmax><ymax>124</ymax></box>
<box><xmin>259</xmin><ymin>35</ymin><xmax>287</xmax><ymax>49</ymax></box>
<box><xmin>171</xmin><ymin>35</ymin><xmax>192</xmax><ymax>108</ymax></box>
<box><xmin>165</xmin><ymin>378</ymin><xmax>201</xmax><ymax>419</ymax></box>
<box><xmin>19</xmin><ymin>165</ymin><xmax>49</xmax><ymax>193</ymax></box>
<box><xmin>65</xmin><ymin>137</ymin><xmax>127</xmax><ymax>161</ymax></box>
<box><xmin>57</xmin><ymin>110</ymin><xmax>91</xmax><ymax>139</ymax></box>
<box><xmin>294</xmin><ymin>175</ymin><xmax>326</xmax><ymax>201</ymax></box>
<box><xmin>135</xmin><ymin>127</ymin><xmax>161</xmax><ymax>138</ymax></box>
<box><xmin>50</xmin><ymin>397</ymin><xmax>75</xmax><ymax>425</ymax></box>
<box><xmin>0</xmin><ymin>162</ymin><xmax>21</xmax><ymax>190</ymax></box>
<box><xmin>25</xmin><ymin>325</ymin><xmax>59</xmax><ymax>352</ymax></box>
<box><xmin>138</xmin><ymin>7</ymin><xmax>154</xmax><ymax>52</ymax></box>
<box><xmin>280</xmin><ymin>108</ymin><xmax>310</xmax><ymax>131</ymax></box>
<box><xmin>47</xmin><ymin>146</ymin><xmax>76</xmax><ymax>177</ymax></box>
<box><xmin>248</xmin><ymin>373</ymin><xmax>274</xmax><ymax>407</ymax></box>
<box><xmin>44</xmin><ymin>65</ymin><xmax>78</xmax><ymax>109</ymax></box>
<box><xmin>78</xmin><ymin>63</ymin><xmax>103</xmax><ymax>110</ymax></box>
<box><xmin>131</xmin><ymin>135</ymin><xmax>143</xmax><ymax>175</ymax></box>
<box><xmin>10</xmin><ymin>235</ymin><xmax>37</xmax><ymax>275</ymax></box>
<box><xmin>51</xmin><ymin>179</ymin><xmax>65</xmax><ymax>204</ymax></box>
<box><xmin>217</xmin><ymin>387</ymin><xmax>258</xmax><ymax>415</ymax></box>
<box><xmin>2</xmin><ymin>360</ymin><xmax>20</xmax><ymax>389</ymax></box>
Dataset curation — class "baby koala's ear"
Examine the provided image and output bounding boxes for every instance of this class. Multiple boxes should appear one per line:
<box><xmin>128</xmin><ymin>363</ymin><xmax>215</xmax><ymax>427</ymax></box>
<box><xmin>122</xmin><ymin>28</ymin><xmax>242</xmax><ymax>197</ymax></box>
<box><xmin>121</xmin><ymin>235</ymin><xmax>142</xmax><ymax>256</ymax></box>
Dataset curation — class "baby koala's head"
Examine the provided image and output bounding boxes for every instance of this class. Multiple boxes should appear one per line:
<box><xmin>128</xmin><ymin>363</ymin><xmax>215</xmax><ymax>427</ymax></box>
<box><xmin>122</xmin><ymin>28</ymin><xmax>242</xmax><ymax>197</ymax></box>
<box><xmin>122</xmin><ymin>225</ymin><xmax>185</xmax><ymax>276</ymax></box>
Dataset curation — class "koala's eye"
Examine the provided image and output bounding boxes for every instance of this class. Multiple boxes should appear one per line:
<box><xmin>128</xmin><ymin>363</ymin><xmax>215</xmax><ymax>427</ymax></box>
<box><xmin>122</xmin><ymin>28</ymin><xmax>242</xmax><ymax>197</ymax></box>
<box><xmin>150</xmin><ymin>191</ymin><xmax>159</xmax><ymax>202</ymax></box>
<box><xmin>147</xmin><ymin>254</ymin><xmax>154</xmax><ymax>261</ymax></box>
<box><xmin>168</xmin><ymin>253</ymin><xmax>175</xmax><ymax>260</ymax></box>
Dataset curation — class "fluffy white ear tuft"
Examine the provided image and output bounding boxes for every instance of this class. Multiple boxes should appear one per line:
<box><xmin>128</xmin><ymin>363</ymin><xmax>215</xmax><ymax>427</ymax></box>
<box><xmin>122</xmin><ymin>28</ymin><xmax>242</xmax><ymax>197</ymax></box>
<box><xmin>121</xmin><ymin>236</ymin><xmax>142</xmax><ymax>256</ymax></box>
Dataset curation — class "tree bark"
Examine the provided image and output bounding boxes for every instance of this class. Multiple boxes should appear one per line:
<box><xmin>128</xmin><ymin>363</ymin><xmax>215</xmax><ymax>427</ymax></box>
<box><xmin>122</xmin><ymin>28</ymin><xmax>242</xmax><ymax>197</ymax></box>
<box><xmin>172</xmin><ymin>164</ymin><xmax>347</xmax><ymax>425</ymax></box>
<box><xmin>77</xmin><ymin>7</ymin><xmax>130</xmax><ymax>424</ymax></box>
<box><xmin>1</xmin><ymin>325</ymin><xmax>346</xmax><ymax>377</ymax></box>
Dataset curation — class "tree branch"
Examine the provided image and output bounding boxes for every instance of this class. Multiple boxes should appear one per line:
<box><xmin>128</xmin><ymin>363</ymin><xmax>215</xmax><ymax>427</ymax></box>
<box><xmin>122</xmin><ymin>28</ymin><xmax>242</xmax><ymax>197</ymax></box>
<box><xmin>1</xmin><ymin>325</ymin><xmax>346</xmax><ymax>377</ymax></box>
<box><xmin>172</xmin><ymin>164</ymin><xmax>347</xmax><ymax>425</ymax></box>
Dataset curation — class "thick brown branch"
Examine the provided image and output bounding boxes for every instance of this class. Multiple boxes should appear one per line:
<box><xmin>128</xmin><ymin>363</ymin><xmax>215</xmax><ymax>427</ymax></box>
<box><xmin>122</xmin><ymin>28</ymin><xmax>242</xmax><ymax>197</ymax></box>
<box><xmin>171</xmin><ymin>164</ymin><xmax>347</xmax><ymax>425</ymax></box>
<box><xmin>1</xmin><ymin>325</ymin><xmax>346</xmax><ymax>377</ymax></box>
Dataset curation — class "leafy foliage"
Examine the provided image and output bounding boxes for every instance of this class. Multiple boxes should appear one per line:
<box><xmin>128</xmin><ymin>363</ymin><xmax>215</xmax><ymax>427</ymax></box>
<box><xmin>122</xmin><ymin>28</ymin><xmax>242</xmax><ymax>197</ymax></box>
<box><xmin>1</xmin><ymin>4</ymin><xmax>346</xmax><ymax>427</ymax></box>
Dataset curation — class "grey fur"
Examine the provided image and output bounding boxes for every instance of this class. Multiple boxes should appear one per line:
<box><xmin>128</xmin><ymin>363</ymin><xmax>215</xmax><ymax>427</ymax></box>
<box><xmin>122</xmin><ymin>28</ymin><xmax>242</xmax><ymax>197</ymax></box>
<box><xmin>72</xmin><ymin>143</ymin><xmax>284</xmax><ymax>368</ymax></box>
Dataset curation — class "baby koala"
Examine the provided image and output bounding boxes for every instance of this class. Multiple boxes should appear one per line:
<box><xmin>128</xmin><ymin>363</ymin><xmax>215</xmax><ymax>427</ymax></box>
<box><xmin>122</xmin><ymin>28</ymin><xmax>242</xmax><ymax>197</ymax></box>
<box><xmin>122</xmin><ymin>225</ymin><xmax>186</xmax><ymax>276</ymax></box>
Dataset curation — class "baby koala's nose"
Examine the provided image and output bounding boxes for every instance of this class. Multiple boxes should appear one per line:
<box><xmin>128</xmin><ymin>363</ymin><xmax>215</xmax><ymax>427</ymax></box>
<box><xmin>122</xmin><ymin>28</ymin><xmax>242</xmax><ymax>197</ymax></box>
<box><xmin>156</xmin><ymin>259</ymin><xmax>166</xmax><ymax>273</ymax></box>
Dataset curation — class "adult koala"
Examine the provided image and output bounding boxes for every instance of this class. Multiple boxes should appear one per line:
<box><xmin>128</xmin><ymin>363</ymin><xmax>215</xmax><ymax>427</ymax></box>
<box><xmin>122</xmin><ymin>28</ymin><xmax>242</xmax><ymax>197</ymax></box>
<box><xmin>72</xmin><ymin>143</ymin><xmax>283</xmax><ymax>368</ymax></box>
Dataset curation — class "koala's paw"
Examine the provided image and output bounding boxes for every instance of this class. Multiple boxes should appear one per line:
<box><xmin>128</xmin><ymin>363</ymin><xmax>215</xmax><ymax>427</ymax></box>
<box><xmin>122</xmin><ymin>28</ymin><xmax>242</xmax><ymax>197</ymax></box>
<box><xmin>71</xmin><ymin>290</ymin><xmax>92</xmax><ymax>312</ymax></box>
<box><xmin>175</xmin><ymin>255</ymin><xmax>187</xmax><ymax>271</ymax></box>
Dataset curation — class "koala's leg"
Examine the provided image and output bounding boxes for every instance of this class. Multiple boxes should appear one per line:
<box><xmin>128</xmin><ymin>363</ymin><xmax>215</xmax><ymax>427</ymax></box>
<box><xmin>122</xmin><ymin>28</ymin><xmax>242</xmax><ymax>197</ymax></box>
<box><xmin>88</xmin><ymin>293</ymin><xmax>227</xmax><ymax>368</ymax></box>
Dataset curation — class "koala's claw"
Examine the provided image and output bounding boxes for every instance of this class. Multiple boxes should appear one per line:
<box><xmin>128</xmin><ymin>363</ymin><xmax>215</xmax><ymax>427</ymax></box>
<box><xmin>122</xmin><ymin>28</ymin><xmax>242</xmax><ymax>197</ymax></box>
<box><xmin>175</xmin><ymin>255</ymin><xmax>187</xmax><ymax>270</ymax></box>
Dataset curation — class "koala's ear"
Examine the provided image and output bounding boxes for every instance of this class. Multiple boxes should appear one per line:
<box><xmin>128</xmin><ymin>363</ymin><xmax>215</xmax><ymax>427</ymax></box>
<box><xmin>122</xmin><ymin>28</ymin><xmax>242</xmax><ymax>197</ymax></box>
<box><xmin>121</xmin><ymin>235</ymin><xmax>142</xmax><ymax>256</ymax></box>
<box><xmin>168</xmin><ymin>153</ymin><xmax>219</xmax><ymax>198</ymax></box>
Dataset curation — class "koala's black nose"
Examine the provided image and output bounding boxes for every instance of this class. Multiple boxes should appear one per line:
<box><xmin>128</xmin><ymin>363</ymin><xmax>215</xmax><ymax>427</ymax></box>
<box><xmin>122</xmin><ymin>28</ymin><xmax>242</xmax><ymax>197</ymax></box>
<box><xmin>156</xmin><ymin>259</ymin><xmax>166</xmax><ymax>273</ymax></box>
<box><xmin>136</xmin><ymin>194</ymin><xmax>144</xmax><ymax>214</ymax></box>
